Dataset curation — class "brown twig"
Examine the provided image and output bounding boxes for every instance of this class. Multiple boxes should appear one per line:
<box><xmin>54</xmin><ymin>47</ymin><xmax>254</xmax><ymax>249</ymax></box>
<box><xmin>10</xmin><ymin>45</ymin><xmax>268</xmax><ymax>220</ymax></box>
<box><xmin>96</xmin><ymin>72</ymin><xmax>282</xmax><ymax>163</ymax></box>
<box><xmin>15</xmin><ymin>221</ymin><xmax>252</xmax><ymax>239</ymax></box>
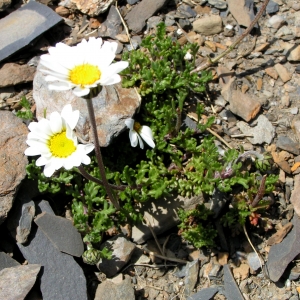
<box><xmin>143</xmin><ymin>247</ymin><xmax>187</xmax><ymax>264</ymax></box>
<box><xmin>190</xmin><ymin>0</ymin><xmax>270</xmax><ymax>73</ymax></box>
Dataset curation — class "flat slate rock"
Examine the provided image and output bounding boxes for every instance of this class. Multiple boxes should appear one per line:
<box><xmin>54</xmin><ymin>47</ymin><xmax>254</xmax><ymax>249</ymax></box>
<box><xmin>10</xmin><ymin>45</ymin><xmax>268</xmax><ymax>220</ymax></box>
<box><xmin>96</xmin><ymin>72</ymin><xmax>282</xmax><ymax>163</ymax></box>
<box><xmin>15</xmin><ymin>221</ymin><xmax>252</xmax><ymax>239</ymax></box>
<box><xmin>35</xmin><ymin>212</ymin><xmax>84</xmax><ymax>257</ymax></box>
<box><xmin>266</xmin><ymin>215</ymin><xmax>300</xmax><ymax>282</ymax></box>
<box><xmin>0</xmin><ymin>252</ymin><xmax>20</xmax><ymax>271</ymax></box>
<box><xmin>223</xmin><ymin>264</ymin><xmax>244</xmax><ymax>300</ymax></box>
<box><xmin>190</xmin><ymin>287</ymin><xmax>219</xmax><ymax>300</ymax></box>
<box><xmin>125</xmin><ymin>0</ymin><xmax>169</xmax><ymax>33</ymax></box>
<box><xmin>18</xmin><ymin>228</ymin><xmax>87</xmax><ymax>300</ymax></box>
<box><xmin>0</xmin><ymin>1</ymin><xmax>62</xmax><ymax>62</ymax></box>
<box><xmin>0</xmin><ymin>264</ymin><xmax>40</xmax><ymax>300</ymax></box>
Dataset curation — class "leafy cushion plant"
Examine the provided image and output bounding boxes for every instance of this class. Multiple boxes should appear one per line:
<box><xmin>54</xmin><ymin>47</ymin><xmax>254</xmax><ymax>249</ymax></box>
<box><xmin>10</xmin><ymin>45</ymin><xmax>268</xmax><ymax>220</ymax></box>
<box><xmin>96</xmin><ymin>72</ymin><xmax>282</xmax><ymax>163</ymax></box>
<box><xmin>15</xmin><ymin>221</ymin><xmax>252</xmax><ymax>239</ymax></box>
<box><xmin>26</xmin><ymin>23</ymin><xmax>278</xmax><ymax>262</ymax></box>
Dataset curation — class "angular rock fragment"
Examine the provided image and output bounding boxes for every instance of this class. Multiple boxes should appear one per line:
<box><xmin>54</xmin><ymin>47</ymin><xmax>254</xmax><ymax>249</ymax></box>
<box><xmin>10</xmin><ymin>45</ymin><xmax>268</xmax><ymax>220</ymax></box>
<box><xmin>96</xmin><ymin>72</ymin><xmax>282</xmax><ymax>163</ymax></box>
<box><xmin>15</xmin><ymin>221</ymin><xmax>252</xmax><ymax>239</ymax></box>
<box><xmin>34</xmin><ymin>212</ymin><xmax>84</xmax><ymax>257</ymax></box>
<box><xmin>223</xmin><ymin>264</ymin><xmax>244</xmax><ymax>300</ymax></box>
<box><xmin>70</xmin><ymin>0</ymin><xmax>114</xmax><ymax>16</ymax></box>
<box><xmin>184</xmin><ymin>259</ymin><xmax>199</xmax><ymax>296</ymax></box>
<box><xmin>0</xmin><ymin>264</ymin><xmax>40</xmax><ymax>300</ymax></box>
<box><xmin>97</xmin><ymin>236</ymin><xmax>135</xmax><ymax>278</ymax></box>
<box><xmin>33</xmin><ymin>64</ymin><xmax>140</xmax><ymax>147</ymax></box>
<box><xmin>290</xmin><ymin>174</ymin><xmax>300</xmax><ymax>217</ymax></box>
<box><xmin>227</xmin><ymin>0</ymin><xmax>255</xmax><ymax>27</ymax></box>
<box><xmin>190</xmin><ymin>287</ymin><xmax>219</xmax><ymax>300</ymax></box>
<box><xmin>98</xmin><ymin>5</ymin><xmax>122</xmax><ymax>39</ymax></box>
<box><xmin>125</xmin><ymin>0</ymin><xmax>168</xmax><ymax>33</ymax></box>
<box><xmin>0</xmin><ymin>1</ymin><xmax>62</xmax><ymax>62</ymax></box>
<box><xmin>0</xmin><ymin>111</ymin><xmax>28</xmax><ymax>225</ymax></box>
<box><xmin>18</xmin><ymin>228</ymin><xmax>88</xmax><ymax>300</ymax></box>
<box><xmin>94</xmin><ymin>274</ymin><xmax>135</xmax><ymax>300</ymax></box>
<box><xmin>221</xmin><ymin>77</ymin><xmax>261</xmax><ymax>122</ymax></box>
<box><xmin>16</xmin><ymin>201</ymin><xmax>35</xmax><ymax>244</ymax></box>
<box><xmin>0</xmin><ymin>252</ymin><xmax>19</xmax><ymax>271</ymax></box>
<box><xmin>236</xmin><ymin>115</ymin><xmax>275</xmax><ymax>144</ymax></box>
<box><xmin>0</xmin><ymin>63</ymin><xmax>36</xmax><ymax>88</ymax></box>
<box><xmin>266</xmin><ymin>216</ymin><xmax>300</xmax><ymax>282</ymax></box>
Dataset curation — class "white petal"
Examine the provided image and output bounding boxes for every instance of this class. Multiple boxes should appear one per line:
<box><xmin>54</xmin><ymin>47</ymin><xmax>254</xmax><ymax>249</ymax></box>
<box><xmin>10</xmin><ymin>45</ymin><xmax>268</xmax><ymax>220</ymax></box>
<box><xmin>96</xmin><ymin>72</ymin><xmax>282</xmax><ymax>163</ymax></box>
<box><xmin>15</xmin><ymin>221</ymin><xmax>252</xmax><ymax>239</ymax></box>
<box><xmin>129</xmin><ymin>130</ymin><xmax>138</xmax><ymax>147</ymax></box>
<box><xmin>140</xmin><ymin>126</ymin><xmax>155</xmax><ymax>148</ymax></box>
<box><xmin>40</xmin><ymin>55</ymin><xmax>69</xmax><ymax>75</ymax></box>
<box><xmin>36</xmin><ymin>156</ymin><xmax>50</xmax><ymax>166</ymax></box>
<box><xmin>43</xmin><ymin>163</ymin><xmax>56</xmax><ymax>177</ymax></box>
<box><xmin>125</xmin><ymin>118</ymin><xmax>134</xmax><ymax>130</ymax></box>
<box><xmin>24</xmin><ymin>147</ymin><xmax>41</xmax><ymax>156</ymax></box>
<box><xmin>136</xmin><ymin>134</ymin><xmax>144</xmax><ymax>149</ymax></box>
<box><xmin>61</xmin><ymin>105</ymin><xmax>79</xmax><ymax>130</ymax></box>
<box><xmin>81</xmin><ymin>154</ymin><xmax>91</xmax><ymax>165</ymax></box>
<box><xmin>82</xmin><ymin>143</ymin><xmax>94</xmax><ymax>154</ymax></box>
<box><xmin>49</xmin><ymin>111</ymin><xmax>63</xmax><ymax>134</ymax></box>
<box><xmin>73</xmin><ymin>86</ymin><xmax>90</xmax><ymax>97</ymax></box>
<box><xmin>100</xmin><ymin>74</ymin><xmax>121</xmax><ymax>86</ymax></box>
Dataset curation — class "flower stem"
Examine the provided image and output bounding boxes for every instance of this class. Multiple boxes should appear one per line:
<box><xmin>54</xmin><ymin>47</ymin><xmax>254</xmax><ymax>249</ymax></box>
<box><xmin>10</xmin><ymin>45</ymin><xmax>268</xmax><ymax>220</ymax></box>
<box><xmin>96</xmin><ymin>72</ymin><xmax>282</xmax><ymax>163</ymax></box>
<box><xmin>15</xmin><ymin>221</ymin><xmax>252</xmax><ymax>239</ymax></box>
<box><xmin>85</xmin><ymin>96</ymin><xmax>120</xmax><ymax>210</ymax></box>
<box><xmin>78</xmin><ymin>165</ymin><xmax>127</xmax><ymax>191</ymax></box>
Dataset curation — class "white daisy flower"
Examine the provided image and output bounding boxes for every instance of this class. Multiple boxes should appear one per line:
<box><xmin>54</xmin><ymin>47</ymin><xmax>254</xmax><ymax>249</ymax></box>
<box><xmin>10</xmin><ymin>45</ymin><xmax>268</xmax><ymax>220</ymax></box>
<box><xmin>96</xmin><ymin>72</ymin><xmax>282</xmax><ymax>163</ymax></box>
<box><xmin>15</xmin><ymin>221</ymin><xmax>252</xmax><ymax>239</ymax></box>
<box><xmin>25</xmin><ymin>104</ymin><xmax>94</xmax><ymax>177</ymax></box>
<box><xmin>39</xmin><ymin>37</ymin><xmax>129</xmax><ymax>97</ymax></box>
<box><xmin>125</xmin><ymin>118</ymin><xmax>155</xmax><ymax>149</ymax></box>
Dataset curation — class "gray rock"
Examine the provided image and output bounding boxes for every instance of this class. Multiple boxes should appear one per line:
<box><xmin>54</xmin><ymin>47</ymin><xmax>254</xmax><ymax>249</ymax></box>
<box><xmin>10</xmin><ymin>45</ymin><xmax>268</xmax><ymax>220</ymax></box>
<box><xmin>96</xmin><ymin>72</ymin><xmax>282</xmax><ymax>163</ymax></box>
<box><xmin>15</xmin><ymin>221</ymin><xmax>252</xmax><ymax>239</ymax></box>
<box><xmin>185</xmin><ymin>259</ymin><xmax>199</xmax><ymax>296</ymax></box>
<box><xmin>178</xmin><ymin>4</ymin><xmax>197</xmax><ymax>18</ymax></box>
<box><xmin>0</xmin><ymin>1</ymin><xmax>62</xmax><ymax>62</ymax></box>
<box><xmin>0</xmin><ymin>111</ymin><xmax>28</xmax><ymax>225</ymax></box>
<box><xmin>0</xmin><ymin>264</ymin><xmax>41</xmax><ymax>300</ymax></box>
<box><xmin>98</xmin><ymin>6</ymin><xmax>122</xmax><ymax>39</ymax></box>
<box><xmin>219</xmin><ymin>109</ymin><xmax>237</xmax><ymax>122</ymax></box>
<box><xmin>18</xmin><ymin>228</ymin><xmax>88</xmax><ymax>300</ymax></box>
<box><xmin>223</xmin><ymin>264</ymin><xmax>244</xmax><ymax>300</ymax></box>
<box><xmin>208</xmin><ymin>0</ymin><xmax>227</xmax><ymax>9</ymax></box>
<box><xmin>266</xmin><ymin>0</ymin><xmax>279</xmax><ymax>14</ymax></box>
<box><xmin>125</xmin><ymin>0</ymin><xmax>169</xmax><ymax>33</ymax></box>
<box><xmin>16</xmin><ymin>201</ymin><xmax>35</xmax><ymax>244</ymax></box>
<box><xmin>267</xmin><ymin>15</ymin><xmax>286</xmax><ymax>29</ymax></box>
<box><xmin>266</xmin><ymin>216</ymin><xmax>300</xmax><ymax>282</ymax></box>
<box><xmin>35</xmin><ymin>212</ymin><xmax>84</xmax><ymax>257</ymax></box>
<box><xmin>178</xmin><ymin>19</ymin><xmax>191</xmax><ymax>31</ymax></box>
<box><xmin>127</xmin><ymin>0</ymin><xmax>139</xmax><ymax>4</ymax></box>
<box><xmin>147</xmin><ymin>16</ymin><xmax>163</xmax><ymax>30</ymax></box>
<box><xmin>0</xmin><ymin>252</ymin><xmax>19</xmax><ymax>271</ymax></box>
<box><xmin>190</xmin><ymin>287</ymin><xmax>219</xmax><ymax>300</ymax></box>
<box><xmin>36</xmin><ymin>199</ymin><xmax>55</xmax><ymax>215</ymax></box>
<box><xmin>132</xmin><ymin>193</ymin><xmax>204</xmax><ymax>244</ymax></box>
<box><xmin>94</xmin><ymin>274</ymin><xmax>135</xmax><ymax>300</ymax></box>
<box><xmin>193</xmin><ymin>15</ymin><xmax>223</xmax><ymax>35</ymax></box>
<box><xmin>276</xmin><ymin>136</ymin><xmax>300</xmax><ymax>155</ymax></box>
<box><xmin>33</xmin><ymin>64</ymin><xmax>140</xmax><ymax>147</ymax></box>
<box><xmin>247</xmin><ymin>252</ymin><xmax>261</xmax><ymax>271</ymax></box>
<box><xmin>236</xmin><ymin>115</ymin><xmax>275</xmax><ymax>144</ymax></box>
<box><xmin>97</xmin><ymin>236</ymin><xmax>135</xmax><ymax>277</ymax></box>
<box><xmin>296</xmin><ymin>65</ymin><xmax>300</xmax><ymax>74</ymax></box>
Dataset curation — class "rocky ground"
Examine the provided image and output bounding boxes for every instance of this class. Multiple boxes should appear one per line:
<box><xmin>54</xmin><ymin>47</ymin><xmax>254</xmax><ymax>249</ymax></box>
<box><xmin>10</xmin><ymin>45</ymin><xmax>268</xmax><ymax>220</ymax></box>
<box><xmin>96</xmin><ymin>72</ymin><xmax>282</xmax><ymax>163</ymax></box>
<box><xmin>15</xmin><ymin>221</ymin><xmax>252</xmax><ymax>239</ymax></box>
<box><xmin>1</xmin><ymin>0</ymin><xmax>300</xmax><ymax>299</ymax></box>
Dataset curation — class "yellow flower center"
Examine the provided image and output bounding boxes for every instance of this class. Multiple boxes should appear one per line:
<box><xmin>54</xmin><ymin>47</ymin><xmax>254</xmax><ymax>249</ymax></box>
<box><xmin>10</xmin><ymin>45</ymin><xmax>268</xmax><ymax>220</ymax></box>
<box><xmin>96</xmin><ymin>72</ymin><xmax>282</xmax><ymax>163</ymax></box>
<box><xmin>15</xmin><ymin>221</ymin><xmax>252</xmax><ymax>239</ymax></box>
<box><xmin>48</xmin><ymin>131</ymin><xmax>76</xmax><ymax>158</ymax></box>
<box><xmin>69</xmin><ymin>64</ymin><xmax>101</xmax><ymax>86</ymax></box>
<box><xmin>133</xmin><ymin>122</ymin><xmax>142</xmax><ymax>133</ymax></box>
